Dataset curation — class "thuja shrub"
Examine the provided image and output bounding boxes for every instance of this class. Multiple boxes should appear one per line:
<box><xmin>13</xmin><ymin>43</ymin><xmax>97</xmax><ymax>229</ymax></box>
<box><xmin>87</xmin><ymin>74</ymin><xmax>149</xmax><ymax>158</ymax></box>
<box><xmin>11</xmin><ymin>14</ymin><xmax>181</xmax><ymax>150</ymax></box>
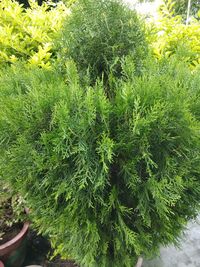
<box><xmin>0</xmin><ymin>0</ymin><xmax>68</xmax><ymax>68</ymax></box>
<box><xmin>0</xmin><ymin>60</ymin><xmax>200</xmax><ymax>267</ymax></box>
<box><xmin>57</xmin><ymin>0</ymin><xmax>148</xmax><ymax>82</ymax></box>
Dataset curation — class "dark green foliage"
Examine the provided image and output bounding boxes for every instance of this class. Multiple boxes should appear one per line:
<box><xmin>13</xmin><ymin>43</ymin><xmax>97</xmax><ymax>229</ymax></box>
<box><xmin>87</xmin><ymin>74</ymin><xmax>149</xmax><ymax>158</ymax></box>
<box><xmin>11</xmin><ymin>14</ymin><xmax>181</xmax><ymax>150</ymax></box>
<box><xmin>57</xmin><ymin>0</ymin><xmax>148</xmax><ymax>83</ymax></box>
<box><xmin>0</xmin><ymin>59</ymin><xmax>200</xmax><ymax>267</ymax></box>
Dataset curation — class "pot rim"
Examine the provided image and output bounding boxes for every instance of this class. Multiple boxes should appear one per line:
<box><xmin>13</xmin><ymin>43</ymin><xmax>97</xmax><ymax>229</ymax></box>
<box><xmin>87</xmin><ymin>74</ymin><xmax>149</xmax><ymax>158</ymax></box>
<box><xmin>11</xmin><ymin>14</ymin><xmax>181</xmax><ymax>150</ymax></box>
<box><xmin>0</xmin><ymin>222</ymin><xmax>29</xmax><ymax>250</ymax></box>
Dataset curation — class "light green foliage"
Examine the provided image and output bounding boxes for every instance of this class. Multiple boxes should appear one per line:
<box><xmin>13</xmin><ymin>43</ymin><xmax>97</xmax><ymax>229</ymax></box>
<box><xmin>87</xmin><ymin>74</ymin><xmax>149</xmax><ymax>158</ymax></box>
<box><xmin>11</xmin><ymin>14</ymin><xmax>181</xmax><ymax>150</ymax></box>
<box><xmin>0</xmin><ymin>0</ymin><xmax>69</xmax><ymax>68</ymax></box>
<box><xmin>160</xmin><ymin>0</ymin><xmax>200</xmax><ymax>19</ymax></box>
<box><xmin>163</xmin><ymin>0</ymin><xmax>200</xmax><ymax>18</ymax></box>
<box><xmin>148</xmin><ymin>0</ymin><xmax>200</xmax><ymax>68</ymax></box>
<box><xmin>57</xmin><ymin>0</ymin><xmax>148</xmax><ymax>82</ymax></box>
<box><xmin>0</xmin><ymin>58</ymin><xmax>200</xmax><ymax>266</ymax></box>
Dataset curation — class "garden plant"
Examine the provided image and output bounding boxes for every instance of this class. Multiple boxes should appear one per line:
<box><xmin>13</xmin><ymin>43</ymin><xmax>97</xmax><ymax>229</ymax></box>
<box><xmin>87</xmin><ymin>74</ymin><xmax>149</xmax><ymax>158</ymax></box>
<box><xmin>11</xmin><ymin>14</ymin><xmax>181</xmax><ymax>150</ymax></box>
<box><xmin>0</xmin><ymin>180</ymin><xmax>27</xmax><ymax>245</ymax></box>
<box><xmin>0</xmin><ymin>0</ymin><xmax>200</xmax><ymax>267</ymax></box>
<box><xmin>148</xmin><ymin>0</ymin><xmax>200</xmax><ymax>68</ymax></box>
<box><xmin>0</xmin><ymin>0</ymin><xmax>69</xmax><ymax>68</ymax></box>
<box><xmin>57</xmin><ymin>0</ymin><xmax>148</xmax><ymax>82</ymax></box>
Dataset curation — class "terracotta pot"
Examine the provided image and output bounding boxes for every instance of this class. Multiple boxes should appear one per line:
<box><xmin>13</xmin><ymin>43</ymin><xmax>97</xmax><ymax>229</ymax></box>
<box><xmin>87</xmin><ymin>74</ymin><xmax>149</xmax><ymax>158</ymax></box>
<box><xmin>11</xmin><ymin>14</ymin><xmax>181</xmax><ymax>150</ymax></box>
<box><xmin>0</xmin><ymin>222</ymin><xmax>29</xmax><ymax>267</ymax></box>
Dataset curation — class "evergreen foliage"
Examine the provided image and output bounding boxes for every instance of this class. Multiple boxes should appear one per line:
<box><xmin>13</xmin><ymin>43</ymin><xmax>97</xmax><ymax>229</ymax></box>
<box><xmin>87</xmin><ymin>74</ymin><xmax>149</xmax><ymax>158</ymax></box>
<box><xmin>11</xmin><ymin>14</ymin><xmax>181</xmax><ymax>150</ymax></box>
<box><xmin>0</xmin><ymin>59</ymin><xmax>200</xmax><ymax>267</ymax></box>
<box><xmin>57</xmin><ymin>0</ymin><xmax>148</xmax><ymax>82</ymax></box>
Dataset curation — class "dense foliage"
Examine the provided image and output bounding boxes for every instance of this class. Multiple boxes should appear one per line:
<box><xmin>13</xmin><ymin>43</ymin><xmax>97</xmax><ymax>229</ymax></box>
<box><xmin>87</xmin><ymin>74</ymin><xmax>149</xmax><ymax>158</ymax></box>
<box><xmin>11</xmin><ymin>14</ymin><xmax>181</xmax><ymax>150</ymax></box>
<box><xmin>0</xmin><ymin>0</ymin><xmax>68</xmax><ymax>68</ymax></box>
<box><xmin>149</xmin><ymin>0</ymin><xmax>200</xmax><ymax>68</ymax></box>
<box><xmin>0</xmin><ymin>0</ymin><xmax>200</xmax><ymax>266</ymax></box>
<box><xmin>58</xmin><ymin>0</ymin><xmax>148</xmax><ymax>82</ymax></box>
<box><xmin>15</xmin><ymin>0</ymin><xmax>77</xmax><ymax>8</ymax></box>
<box><xmin>16</xmin><ymin>0</ymin><xmax>58</xmax><ymax>8</ymax></box>
<box><xmin>169</xmin><ymin>0</ymin><xmax>200</xmax><ymax>18</ymax></box>
<box><xmin>0</xmin><ymin>58</ymin><xmax>200</xmax><ymax>266</ymax></box>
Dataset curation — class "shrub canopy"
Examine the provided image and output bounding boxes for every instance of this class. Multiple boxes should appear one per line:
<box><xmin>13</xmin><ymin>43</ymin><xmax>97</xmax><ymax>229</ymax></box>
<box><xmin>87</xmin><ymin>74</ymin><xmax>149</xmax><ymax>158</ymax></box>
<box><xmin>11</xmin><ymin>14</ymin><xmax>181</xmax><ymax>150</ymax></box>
<box><xmin>58</xmin><ymin>0</ymin><xmax>148</xmax><ymax>82</ymax></box>
<box><xmin>0</xmin><ymin>59</ymin><xmax>200</xmax><ymax>267</ymax></box>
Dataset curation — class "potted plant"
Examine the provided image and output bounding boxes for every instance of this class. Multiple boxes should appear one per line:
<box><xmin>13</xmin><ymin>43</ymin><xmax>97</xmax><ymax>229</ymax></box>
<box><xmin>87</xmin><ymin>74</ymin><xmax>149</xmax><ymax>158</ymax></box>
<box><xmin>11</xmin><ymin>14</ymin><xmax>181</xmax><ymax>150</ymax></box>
<box><xmin>0</xmin><ymin>183</ymin><xmax>29</xmax><ymax>267</ymax></box>
<box><xmin>0</xmin><ymin>0</ymin><xmax>199</xmax><ymax>266</ymax></box>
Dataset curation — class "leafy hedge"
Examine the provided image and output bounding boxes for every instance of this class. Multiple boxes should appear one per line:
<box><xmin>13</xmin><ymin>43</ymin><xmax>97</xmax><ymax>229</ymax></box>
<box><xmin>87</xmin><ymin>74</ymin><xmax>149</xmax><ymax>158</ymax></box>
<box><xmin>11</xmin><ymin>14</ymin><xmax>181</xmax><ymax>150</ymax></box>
<box><xmin>0</xmin><ymin>0</ymin><xmax>68</xmax><ymax>68</ymax></box>
<box><xmin>0</xmin><ymin>58</ymin><xmax>200</xmax><ymax>267</ymax></box>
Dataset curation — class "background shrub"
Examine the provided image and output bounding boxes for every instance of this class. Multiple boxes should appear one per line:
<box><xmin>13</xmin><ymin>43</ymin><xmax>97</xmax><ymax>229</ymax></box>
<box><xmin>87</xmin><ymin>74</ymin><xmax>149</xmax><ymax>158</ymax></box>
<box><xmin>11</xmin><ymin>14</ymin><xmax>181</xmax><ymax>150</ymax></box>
<box><xmin>15</xmin><ymin>0</ymin><xmax>77</xmax><ymax>8</ymax></box>
<box><xmin>0</xmin><ymin>0</ymin><xmax>68</xmax><ymax>68</ymax></box>
<box><xmin>0</xmin><ymin>59</ymin><xmax>200</xmax><ymax>267</ymax></box>
<box><xmin>57</xmin><ymin>0</ymin><xmax>148</xmax><ymax>82</ymax></box>
<box><xmin>166</xmin><ymin>0</ymin><xmax>200</xmax><ymax>19</ymax></box>
<box><xmin>148</xmin><ymin>0</ymin><xmax>200</xmax><ymax>68</ymax></box>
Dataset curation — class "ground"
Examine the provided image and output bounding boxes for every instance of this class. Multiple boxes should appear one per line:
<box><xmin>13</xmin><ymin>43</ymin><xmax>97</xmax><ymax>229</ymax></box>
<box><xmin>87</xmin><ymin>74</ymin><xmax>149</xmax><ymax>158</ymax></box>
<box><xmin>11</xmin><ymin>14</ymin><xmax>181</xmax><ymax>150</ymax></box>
<box><xmin>144</xmin><ymin>217</ymin><xmax>200</xmax><ymax>267</ymax></box>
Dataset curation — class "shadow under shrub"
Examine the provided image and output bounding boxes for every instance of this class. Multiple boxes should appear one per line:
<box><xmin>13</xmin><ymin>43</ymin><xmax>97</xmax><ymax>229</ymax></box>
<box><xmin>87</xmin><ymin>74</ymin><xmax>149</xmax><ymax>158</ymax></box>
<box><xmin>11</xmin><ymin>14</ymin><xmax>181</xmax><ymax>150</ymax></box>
<box><xmin>0</xmin><ymin>60</ymin><xmax>200</xmax><ymax>267</ymax></box>
<box><xmin>57</xmin><ymin>0</ymin><xmax>148</xmax><ymax>83</ymax></box>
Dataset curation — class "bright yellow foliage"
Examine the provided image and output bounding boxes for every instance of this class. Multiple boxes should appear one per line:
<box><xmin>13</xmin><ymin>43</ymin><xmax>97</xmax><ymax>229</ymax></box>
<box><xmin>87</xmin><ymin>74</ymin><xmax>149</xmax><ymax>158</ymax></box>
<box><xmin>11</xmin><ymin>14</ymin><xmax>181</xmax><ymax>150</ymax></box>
<box><xmin>0</xmin><ymin>0</ymin><xmax>69</xmax><ymax>68</ymax></box>
<box><xmin>149</xmin><ymin>0</ymin><xmax>200</xmax><ymax>68</ymax></box>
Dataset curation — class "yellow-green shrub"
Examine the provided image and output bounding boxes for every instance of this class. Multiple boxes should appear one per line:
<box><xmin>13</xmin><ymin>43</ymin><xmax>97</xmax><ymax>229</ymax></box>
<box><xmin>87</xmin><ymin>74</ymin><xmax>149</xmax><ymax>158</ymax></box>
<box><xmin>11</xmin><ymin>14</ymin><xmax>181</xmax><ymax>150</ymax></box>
<box><xmin>0</xmin><ymin>0</ymin><xmax>69</xmax><ymax>68</ymax></box>
<box><xmin>148</xmin><ymin>0</ymin><xmax>200</xmax><ymax>68</ymax></box>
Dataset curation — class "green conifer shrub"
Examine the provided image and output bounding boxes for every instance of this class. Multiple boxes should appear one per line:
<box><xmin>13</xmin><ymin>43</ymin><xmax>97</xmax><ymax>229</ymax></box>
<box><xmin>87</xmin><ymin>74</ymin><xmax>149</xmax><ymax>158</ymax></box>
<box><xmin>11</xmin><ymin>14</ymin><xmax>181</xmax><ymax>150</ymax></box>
<box><xmin>57</xmin><ymin>0</ymin><xmax>148</xmax><ymax>82</ymax></box>
<box><xmin>0</xmin><ymin>59</ymin><xmax>200</xmax><ymax>266</ymax></box>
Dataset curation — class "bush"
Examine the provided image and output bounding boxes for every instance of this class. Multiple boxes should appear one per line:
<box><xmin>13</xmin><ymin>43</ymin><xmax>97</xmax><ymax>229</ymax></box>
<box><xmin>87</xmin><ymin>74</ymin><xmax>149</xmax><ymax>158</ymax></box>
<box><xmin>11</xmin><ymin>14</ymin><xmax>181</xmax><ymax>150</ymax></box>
<box><xmin>0</xmin><ymin>59</ymin><xmax>200</xmax><ymax>267</ymax></box>
<box><xmin>57</xmin><ymin>0</ymin><xmax>148</xmax><ymax>82</ymax></box>
<box><xmin>15</xmin><ymin>0</ymin><xmax>77</xmax><ymax>8</ymax></box>
<box><xmin>148</xmin><ymin>0</ymin><xmax>200</xmax><ymax>68</ymax></box>
<box><xmin>0</xmin><ymin>0</ymin><xmax>69</xmax><ymax>68</ymax></box>
<box><xmin>167</xmin><ymin>0</ymin><xmax>200</xmax><ymax>18</ymax></box>
<box><xmin>158</xmin><ymin>0</ymin><xmax>200</xmax><ymax>21</ymax></box>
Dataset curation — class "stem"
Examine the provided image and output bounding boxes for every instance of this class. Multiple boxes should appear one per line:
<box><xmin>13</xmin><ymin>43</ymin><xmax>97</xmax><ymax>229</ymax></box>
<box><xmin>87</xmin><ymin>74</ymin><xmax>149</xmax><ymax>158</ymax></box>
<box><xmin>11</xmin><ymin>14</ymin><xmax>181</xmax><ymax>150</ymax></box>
<box><xmin>135</xmin><ymin>256</ymin><xmax>143</xmax><ymax>267</ymax></box>
<box><xmin>186</xmin><ymin>0</ymin><xmax>192</xmax><ymax>25</ymax></box>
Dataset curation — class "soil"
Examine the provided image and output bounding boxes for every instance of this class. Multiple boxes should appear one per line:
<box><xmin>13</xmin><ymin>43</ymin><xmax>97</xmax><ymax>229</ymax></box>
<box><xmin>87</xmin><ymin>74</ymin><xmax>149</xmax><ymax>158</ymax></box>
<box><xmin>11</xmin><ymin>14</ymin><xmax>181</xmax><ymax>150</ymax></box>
<box><xmin>23</xmin><ymin>231</ymin><xmax>79</xmax><ymax>267</ymax></box>
<box><xmin>0</xmin><ymin>223</ymin><xmax>23</xmax><ymax>245</ymax></box>
<box><xmin>0</xmin><ymin>197</ymin><xmax>24</xmax><ymax>245</ymax></box>
<box><xmin>45</xmin><ymin>259</ymin><xmax>79</xmax><ymax>267</ymax></box>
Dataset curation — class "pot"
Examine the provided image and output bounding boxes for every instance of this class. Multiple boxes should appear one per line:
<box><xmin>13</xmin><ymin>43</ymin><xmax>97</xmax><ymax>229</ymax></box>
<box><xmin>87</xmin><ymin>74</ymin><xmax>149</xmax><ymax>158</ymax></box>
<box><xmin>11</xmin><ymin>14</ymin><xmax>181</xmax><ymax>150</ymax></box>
<box><xmin>0</xmin><ymin>222</ymin><xmax>29</xmax><ymax>267</ymax></box>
